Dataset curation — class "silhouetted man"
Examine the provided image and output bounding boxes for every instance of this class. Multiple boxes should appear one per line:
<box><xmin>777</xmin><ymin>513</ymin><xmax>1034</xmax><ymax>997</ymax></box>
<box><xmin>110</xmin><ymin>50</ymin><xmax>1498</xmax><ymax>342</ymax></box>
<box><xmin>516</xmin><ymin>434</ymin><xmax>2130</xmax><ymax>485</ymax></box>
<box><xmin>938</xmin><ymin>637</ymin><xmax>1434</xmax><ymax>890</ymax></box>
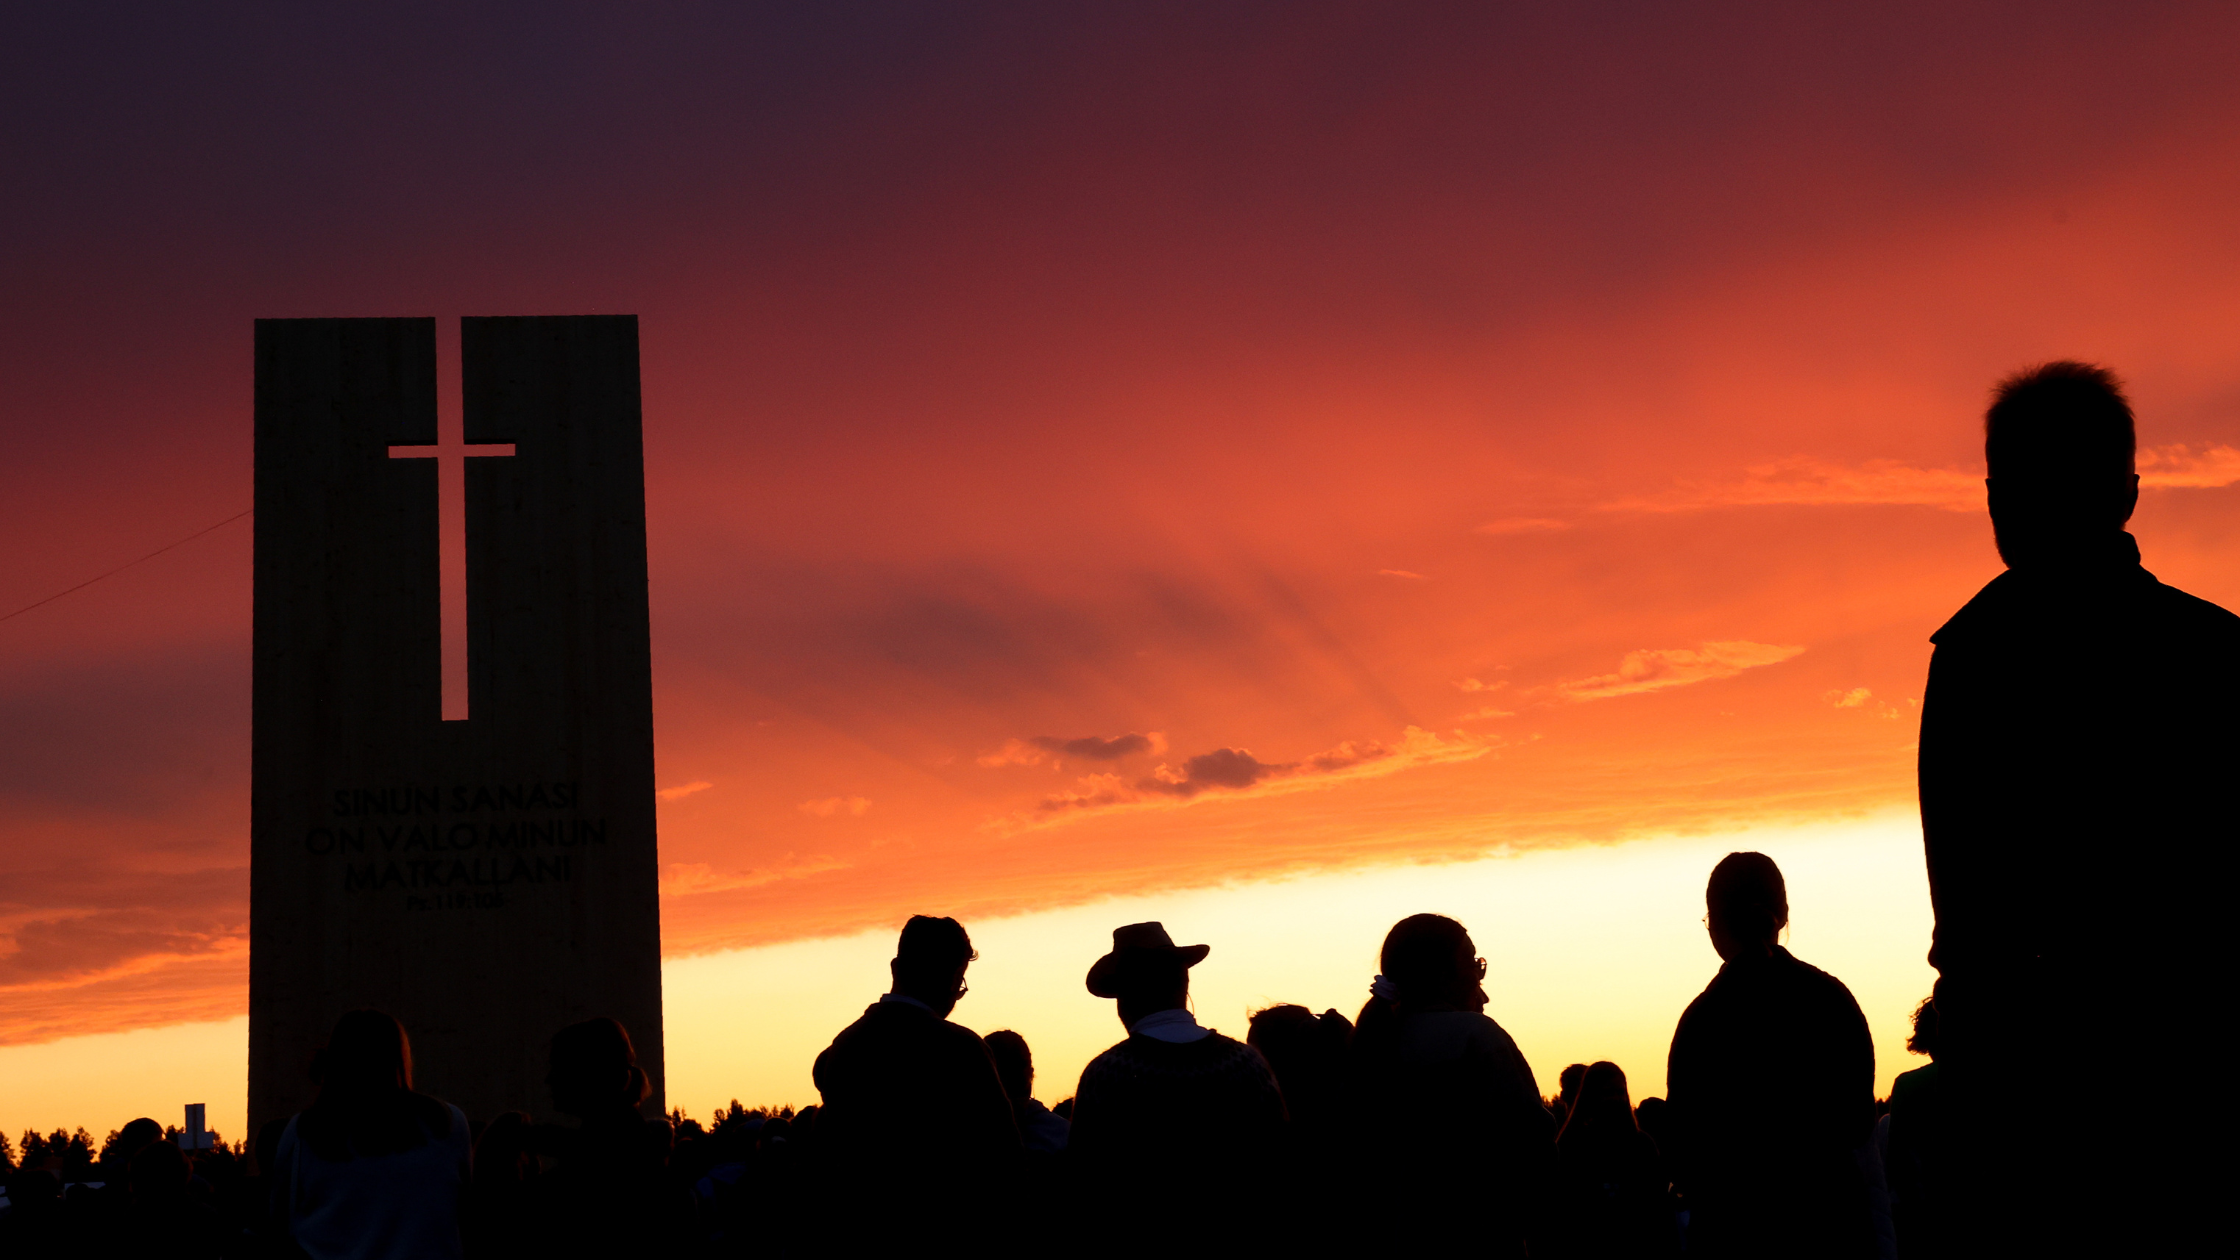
<box><xmin>811</xmin><ymin>915</ymin><xmax>1019</xmax><ymax>1228</ymax></box>
<box><xmin>1918</xmin><ymin>361</ymin><xmax>2239</xmax><ymax>1253</ymax></box>
<box><xmin>1666</xmin><ymin>852</ymin><xmax>1875</xmax><ymax>1260</ymax></box>
<box><xmin>1067</xmin><ymin>923</ymin><xmax>1286</xmax><ymax>1244</ymax></box>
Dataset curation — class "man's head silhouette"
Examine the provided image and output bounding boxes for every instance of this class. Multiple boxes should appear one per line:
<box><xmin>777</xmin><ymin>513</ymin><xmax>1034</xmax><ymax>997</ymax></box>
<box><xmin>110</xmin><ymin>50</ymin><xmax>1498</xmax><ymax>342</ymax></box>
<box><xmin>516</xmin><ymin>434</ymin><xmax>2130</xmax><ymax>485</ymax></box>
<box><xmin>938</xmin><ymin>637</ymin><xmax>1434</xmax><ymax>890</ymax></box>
<box><xmin>1984</xmin><ymin>361</ymin><xmax>2138</xmax><ymax>567</ymax></box>
<box><xmin>108</xmin><ymin>1117</ymin><xmax>163</xmax><ymax>1168</ymax></box>
<box><xmin>1706</xmin><ymin>851</ymin><xmax>1787</xmax><ymax>962</ymax></box>
<box><xmin>891</xmin><ymin>914</ymin><xmax>976</xmax><ymax>1017</ymax></box>
<box><xmin>1085</xmin><ymin>921</ymin><xmax>1208</xmax><ymax>1029</ymax></box>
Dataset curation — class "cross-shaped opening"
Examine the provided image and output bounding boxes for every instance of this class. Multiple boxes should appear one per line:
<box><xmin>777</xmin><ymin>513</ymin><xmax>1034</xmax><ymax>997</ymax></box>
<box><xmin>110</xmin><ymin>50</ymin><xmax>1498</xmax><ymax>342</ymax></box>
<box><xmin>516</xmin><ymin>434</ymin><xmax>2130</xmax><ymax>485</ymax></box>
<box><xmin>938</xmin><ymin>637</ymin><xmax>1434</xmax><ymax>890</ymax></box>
<box><xmin>388</xmin><ymin>322</ymin><xmax>514</xmax><ymax>721</ymax></box>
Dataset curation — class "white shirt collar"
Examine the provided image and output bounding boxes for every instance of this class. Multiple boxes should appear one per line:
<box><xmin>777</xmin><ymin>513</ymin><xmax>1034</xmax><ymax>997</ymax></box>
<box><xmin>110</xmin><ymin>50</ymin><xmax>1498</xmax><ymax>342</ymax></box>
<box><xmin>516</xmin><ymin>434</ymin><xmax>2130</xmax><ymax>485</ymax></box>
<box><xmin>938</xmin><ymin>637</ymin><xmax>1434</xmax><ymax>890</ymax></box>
<box><xmin>880</xmin><ymin>992</ymin><xmax>934</xmax><ymax>1014</ymax></box>
<box><xmin>1128</xmin><ymin>1007</ymin><xmax>1212</xmax><ymax>1043</ymax></box>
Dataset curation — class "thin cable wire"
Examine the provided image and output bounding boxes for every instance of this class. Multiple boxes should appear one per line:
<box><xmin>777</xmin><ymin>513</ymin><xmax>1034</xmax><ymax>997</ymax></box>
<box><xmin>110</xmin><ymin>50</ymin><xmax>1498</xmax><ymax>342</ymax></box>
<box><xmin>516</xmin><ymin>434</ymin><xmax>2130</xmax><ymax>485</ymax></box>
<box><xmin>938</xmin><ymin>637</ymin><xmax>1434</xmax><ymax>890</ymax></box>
<box><xmin>0</xmin><ymin>507</ymin><xmax>253</xmax><ymax>626</ymax></box>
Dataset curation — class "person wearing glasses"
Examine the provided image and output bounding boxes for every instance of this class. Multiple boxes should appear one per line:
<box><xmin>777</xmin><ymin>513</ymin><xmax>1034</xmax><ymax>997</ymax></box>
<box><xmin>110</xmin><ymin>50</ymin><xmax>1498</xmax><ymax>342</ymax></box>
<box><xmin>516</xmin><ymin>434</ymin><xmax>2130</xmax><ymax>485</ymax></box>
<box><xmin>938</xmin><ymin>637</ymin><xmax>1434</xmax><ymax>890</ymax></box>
<box><xmin>810</xmin><ymin>915</ymin><xmax>1020</xmax><ymax>1233</ymax></box>
<box><xmin>1346</xmin><ymin>913</ymin><xmax>1554</xmax><ymax>1257</ymax></box>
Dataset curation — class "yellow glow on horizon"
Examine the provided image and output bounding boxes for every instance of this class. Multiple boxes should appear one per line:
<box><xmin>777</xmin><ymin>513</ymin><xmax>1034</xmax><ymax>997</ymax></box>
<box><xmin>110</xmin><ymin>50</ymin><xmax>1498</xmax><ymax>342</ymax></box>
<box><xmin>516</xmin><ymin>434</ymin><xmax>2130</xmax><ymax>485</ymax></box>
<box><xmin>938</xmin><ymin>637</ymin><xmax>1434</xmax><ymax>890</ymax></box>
<box><xmin>0</xmin><ymin>1017</ymin><xmax>248</xmax><ymax>1149</ymax></box>
<box><xmin>663</xmin><ymin>811</ymin><xmax>1935</xmax><ymax>1116</ymax></box>
<box><xmin>0</xmin><ymin>813</ymin><xmax>1933</xmax><ymax>1143</ymax></box>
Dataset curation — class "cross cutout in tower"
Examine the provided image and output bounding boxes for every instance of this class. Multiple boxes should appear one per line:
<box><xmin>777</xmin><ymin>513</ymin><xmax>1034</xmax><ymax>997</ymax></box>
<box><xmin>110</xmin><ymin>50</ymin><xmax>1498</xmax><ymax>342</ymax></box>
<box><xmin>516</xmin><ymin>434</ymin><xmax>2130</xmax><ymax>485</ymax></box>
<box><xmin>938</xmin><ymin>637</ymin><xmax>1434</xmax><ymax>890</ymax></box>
<box><xmin>388</xmin><ymin>335</ymin><xmax>515</xmax><ymax>721</ymax></box>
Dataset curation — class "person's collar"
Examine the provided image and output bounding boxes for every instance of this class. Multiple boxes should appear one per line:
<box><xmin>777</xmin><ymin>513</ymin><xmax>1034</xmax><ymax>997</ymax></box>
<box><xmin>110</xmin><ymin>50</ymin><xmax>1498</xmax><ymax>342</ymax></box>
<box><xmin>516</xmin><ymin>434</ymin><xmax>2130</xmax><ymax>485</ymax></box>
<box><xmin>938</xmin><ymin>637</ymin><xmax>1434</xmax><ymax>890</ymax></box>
<box><xmin>879</xmin><ymin>992</ymin><xmax>935</xmax><ymax>1014</ymax></box>
<box><xmin>1128</xmin><ymin>1007</ymin><xmax>1212</xmax><ymax>1043</ymax></box>
<box><xmin>2005</xmin><ymin>529</ymin><xmax>2143</xmax><ymax>575</ymax></box>
<box><xmin>1718</xmin><ymin>942</ymin><xmax>1786</xmax><ymax>970</ymax></box>
<box><xmin>1934</xmin><ymin>532</ymin><xmax>2150</xmax><ymax>646</ymax></box>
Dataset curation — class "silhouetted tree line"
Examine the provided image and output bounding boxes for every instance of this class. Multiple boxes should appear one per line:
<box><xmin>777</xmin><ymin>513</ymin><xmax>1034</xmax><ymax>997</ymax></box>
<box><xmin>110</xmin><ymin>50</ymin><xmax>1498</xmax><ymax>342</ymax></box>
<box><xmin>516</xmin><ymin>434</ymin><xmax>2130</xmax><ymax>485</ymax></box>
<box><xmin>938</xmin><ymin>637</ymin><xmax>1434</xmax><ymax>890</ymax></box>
<box><xmin>3</xmin><ymin>1123</ymin><xmax>235</xmax><ymax>1174</ymax></box>
<box><xmin>1</xmin><ymin>1116</ymin><xmax>251</xmax><ymax>1256</ymax></box>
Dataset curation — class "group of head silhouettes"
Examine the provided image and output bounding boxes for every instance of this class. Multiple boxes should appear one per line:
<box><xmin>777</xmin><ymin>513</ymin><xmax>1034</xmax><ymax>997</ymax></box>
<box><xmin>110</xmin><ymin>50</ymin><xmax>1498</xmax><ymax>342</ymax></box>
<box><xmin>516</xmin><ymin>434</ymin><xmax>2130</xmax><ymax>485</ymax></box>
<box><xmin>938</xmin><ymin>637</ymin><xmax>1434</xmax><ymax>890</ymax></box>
<box><xmin>802</xmin><ymin>847</ymin><xmax>1882</xmax><ymax>1258</ymax></box>
<box><xmin>1</xmin><ymin>1008</ymin><xmax>698</xmax><ymax>1258</ymax></box>
<box><xmin>8</xmin><ymin>359</ymin><xmax>2229</xmax><ymax>1259</ymax></box>
<box><xmin>2</xmin><ymin>848</ymin><xmax>1883</xmax><ymax>1259</ymax></box>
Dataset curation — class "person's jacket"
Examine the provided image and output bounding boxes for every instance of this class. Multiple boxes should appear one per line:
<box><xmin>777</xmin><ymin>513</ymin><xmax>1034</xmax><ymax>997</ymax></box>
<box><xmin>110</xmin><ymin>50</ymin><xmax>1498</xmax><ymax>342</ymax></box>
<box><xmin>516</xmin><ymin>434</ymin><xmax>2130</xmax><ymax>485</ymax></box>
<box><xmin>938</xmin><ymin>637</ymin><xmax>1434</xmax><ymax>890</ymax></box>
<box><xmin>811</xmin><ymin>999</ymin><xmax>1020</xmax><ymax>1165</ymax></box>
<box><xmin>1920</xmin><ymin>534</ymin><xmax>2240</xmax><ymax>976</ymax></box>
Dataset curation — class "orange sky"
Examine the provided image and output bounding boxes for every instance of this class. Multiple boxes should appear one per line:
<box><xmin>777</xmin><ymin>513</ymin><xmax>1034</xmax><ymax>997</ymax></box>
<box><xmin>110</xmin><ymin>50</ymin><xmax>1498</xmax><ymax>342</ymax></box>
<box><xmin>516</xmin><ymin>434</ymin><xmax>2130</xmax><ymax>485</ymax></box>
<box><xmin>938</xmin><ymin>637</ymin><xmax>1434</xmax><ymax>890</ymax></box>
<box><xmin>5</xmin><ymin>3</ymin><xmax>2240</xmax><ymax>1135</ymax></box>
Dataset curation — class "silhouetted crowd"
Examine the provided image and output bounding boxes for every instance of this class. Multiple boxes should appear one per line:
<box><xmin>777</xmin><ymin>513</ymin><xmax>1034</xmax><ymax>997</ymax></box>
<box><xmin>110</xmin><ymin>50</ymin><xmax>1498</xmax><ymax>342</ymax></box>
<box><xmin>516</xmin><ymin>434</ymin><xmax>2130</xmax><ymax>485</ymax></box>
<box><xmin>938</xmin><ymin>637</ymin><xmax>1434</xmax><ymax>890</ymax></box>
<box><xmin>5</xmin><ymin>853</ymin><xmax>1919</xmax><ymax>1259</ymax></box>
<box><xmin>7</xmin><ymin>363</ymin><xmax>2234</xmax><ymax>1259</ymax></box>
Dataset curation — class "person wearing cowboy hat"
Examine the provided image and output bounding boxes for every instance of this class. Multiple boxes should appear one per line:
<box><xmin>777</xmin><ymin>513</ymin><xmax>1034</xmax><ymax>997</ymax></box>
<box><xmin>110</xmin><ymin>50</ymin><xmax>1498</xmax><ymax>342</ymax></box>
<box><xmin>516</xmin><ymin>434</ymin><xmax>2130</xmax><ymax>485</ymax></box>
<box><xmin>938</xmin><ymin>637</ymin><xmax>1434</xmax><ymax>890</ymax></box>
<box><xmin>1065</xmin><ymin>922</ymin><xmax>1287</xmax><ymax>1231</ymax></box>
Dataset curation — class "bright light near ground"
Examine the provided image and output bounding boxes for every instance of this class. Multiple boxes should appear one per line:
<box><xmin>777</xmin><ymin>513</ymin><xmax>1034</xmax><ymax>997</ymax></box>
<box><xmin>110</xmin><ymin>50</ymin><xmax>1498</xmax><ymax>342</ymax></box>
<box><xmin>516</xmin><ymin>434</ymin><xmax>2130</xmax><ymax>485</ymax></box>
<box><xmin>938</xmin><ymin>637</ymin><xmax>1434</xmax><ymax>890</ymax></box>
<box><xmin>664</xmin><ymin>810</ymin><xmax>1935</xmax><ymax>1119</ymax></box>
<box><xmin>0</xmin><ymin>812</ymin><xmax>1934</xmax><ymax>1142</ymax></box>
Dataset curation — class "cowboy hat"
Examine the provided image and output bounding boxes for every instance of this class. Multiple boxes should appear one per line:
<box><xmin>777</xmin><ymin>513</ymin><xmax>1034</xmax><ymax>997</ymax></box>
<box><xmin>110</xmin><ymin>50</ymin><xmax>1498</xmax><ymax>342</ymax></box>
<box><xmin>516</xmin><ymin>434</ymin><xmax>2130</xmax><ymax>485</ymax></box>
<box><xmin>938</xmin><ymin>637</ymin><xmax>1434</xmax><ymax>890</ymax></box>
<box><xmin>1085</xmin><ymin>922</ymin><xmax>1211</xmax><ymax>998</ymax></box>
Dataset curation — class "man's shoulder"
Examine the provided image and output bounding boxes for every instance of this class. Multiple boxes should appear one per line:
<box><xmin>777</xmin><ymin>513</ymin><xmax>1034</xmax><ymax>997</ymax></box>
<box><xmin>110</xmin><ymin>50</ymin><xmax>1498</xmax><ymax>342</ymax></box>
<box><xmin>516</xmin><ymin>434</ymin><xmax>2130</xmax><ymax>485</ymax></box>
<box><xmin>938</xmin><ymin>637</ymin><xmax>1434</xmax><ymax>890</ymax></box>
<box><xmin>1202</xmin><ymin>1030</ymin><xmax>1276</xmax><ymax>1074</ymax></box>
<box><xmin>1076</xmin><ymin>1038</ymin><xmax>1141</xmax><ymax>1087</ymax></box>
<box><xmin>1772</xmin><ymin>950</ymin><xmax>1873</xmax><ymax>1034</ymax></box>
<box><xmin>1929</xmin><ymin>570</ymin><xmax>2022</xmax><ymax>647</ymax></box>
<box><xmin>1683</xmin><ymin>958</ymin><xmax>1749</xmax><ymax>1009</ymax></box>
<box><xmin>2144</xmin><ymin>576</ymin><xmax>2240</xmax><ymax>638</ymax></box>
<box><xmin>817</xmin><ymin>1004</ymin><xmax>997</xmax><ymax>1099</ymax></box>
<box><xmin>1669</xmin><ymin>977</ymin><xmax>1724</xmax><ymax>1044</ymax></box>
<box><xmin>1153</xmin><ymin>1028</ymin><xmax>1257</xmax><ymax>1059</ymax></box>
<box><xmin>1173</xmin><ymin>1031</ymin><xmax>1278</xmax><ymax>1084</ymax></box>
<box><xmin>1678</xmin><ymin>951</ymin><xmax>1850</xmax><ymax>1015</ymax></box>
<box><xmin>821</xmin><ymin>1002</ymin><xmax>890</xmax><ymax>1044</ymax></box>
<box><xmin>1080</xmin><ymin>1030</ymin><xmax>1252</xmax><ymax>1074</ymax></box>
<box><xmin>1780</xmin><ymin>948</ymin><xmax>1860</xmax><ymax>997</ymax></box>
<box><xmin>931</xmin><ymin>1016</ymin><xmax>997</xmax><ymax>1054</ymax></box>
<box><xmin>1202</xmin><ymin>1028</ymin><xmax>1255</xmax><ymax>1056</ymax></box>
<box><xmin>835</xmin><ymin>1003</ymin><xmax>994</xmax><ymax>1058</ymax></box>
<box><xmin>1933</xmin><ymin>563</ymin><xmax>2240</xmax><ymax>648</ymax></box>
<box><xmin>814</xmin><ymin>1003</ymin><xmax>908</xmax><ymax>1070</ymax></box>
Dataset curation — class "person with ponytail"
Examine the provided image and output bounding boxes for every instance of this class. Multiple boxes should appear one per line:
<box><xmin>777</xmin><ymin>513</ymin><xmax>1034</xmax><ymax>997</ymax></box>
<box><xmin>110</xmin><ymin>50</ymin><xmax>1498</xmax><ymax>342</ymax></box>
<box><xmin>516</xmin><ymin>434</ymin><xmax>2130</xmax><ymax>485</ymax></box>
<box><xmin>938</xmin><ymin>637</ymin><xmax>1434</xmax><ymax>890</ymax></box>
<box><xmin>270</xmin><ymin>1010</ymin><xmax>472</xmax><ymax>1260</ymax></box>
<box><xmin>1348</xmin><ymin>913</ymin><xmax>1555</xmax><ymax>1256</ymax></box>
<box><xmin>530</xmin><ymin>1017</ymin><xmax>691</xmax><ymax>1258</ymax></box>
<box><xmin>1664</xmin><ymin>852</ymin><xmax>1874</xmax><ymax>1259</ymax></box>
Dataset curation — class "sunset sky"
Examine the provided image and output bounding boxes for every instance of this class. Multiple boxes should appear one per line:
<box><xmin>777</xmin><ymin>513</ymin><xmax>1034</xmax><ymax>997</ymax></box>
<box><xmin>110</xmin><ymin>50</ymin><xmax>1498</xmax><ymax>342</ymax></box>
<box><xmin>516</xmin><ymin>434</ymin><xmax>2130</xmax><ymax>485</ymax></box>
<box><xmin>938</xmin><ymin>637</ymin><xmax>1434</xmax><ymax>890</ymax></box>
<box><xmin>6</xmin><ymin>2</ymin><xmax>2240</xmax><ymax>1142</ymax></box>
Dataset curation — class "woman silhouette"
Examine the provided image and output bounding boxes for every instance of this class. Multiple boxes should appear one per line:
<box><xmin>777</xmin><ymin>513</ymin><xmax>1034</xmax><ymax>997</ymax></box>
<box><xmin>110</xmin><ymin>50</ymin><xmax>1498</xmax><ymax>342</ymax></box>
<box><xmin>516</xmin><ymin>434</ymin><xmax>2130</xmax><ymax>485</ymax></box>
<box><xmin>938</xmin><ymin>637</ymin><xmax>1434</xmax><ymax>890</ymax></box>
<box><xmin>272</xmin><ymin>1010</ymin><xmax>472</xmax><ymax>1259</ymax></box>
